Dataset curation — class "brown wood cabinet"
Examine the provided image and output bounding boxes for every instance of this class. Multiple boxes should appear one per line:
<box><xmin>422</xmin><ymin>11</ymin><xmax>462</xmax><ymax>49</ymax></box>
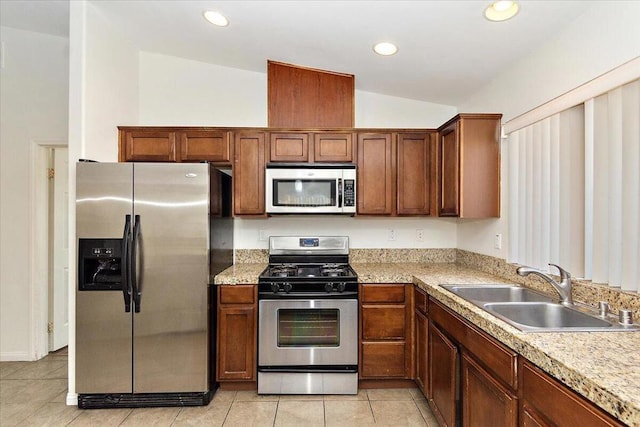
<box><xmin>267</xmin><ymin>61</ymin><xmax>354</xmax><ymax>128</ymax></box>
<box><xmin>179</xmin><ymin>129</ymin><xmax>231</xmax><ymax>163</ymax></box>
<box><xmin>313</xmin><ymin>132</ymin><xmax>355</xmax><ymax>162</ymax></box>
<box><xmin>269</xmin><ymin>132</ymin><xmax>310</xmax><ymax>162</ymax></box>
<box><xmin>429</xmin><ymin>320</ymin><xmax>458</xmax><ymax>427</ymax></box>
<box><xmin>357</xmin><ymin>133</ymin><xmax>394</xmax><ymax>215</ymax></box>
<box><xmin>437</xmin><ymin>114</ymin><xmax>502</xmax><ymax>218</ymax></box>
<box><xmin>118</xmin><ymin>128</ymin><xmax>232</xmax><ymax>163</ymax></box>
<box><xmin>119</xmin><ymin>128</ymin><xmax>178</xmax><ymax>162</ymax></box>
<box><xmin>217</xmin><ymin>285</ymin><xmax>257</xmax><ymax>382</ymax></box>
<box><xmin>414</xmin><ymin>287</ymin><xmax>429</xmax><ymax>396</ymax></box>
<box><xmin>233</xmin><ymin>131</ymin><xmax>267</xmax><ymax>216</ymax></box>
<box><xmin>359</xmin><ymin>284</ymin><xmax>413</xmax><ymax>379</ymax></box>
<box><xmin>428</xmin><ymin>297</ymin><xmax>518</xmax><ymax>427</ymax></box>
<box><xmin>397</xmin><ymin>132</ymin><xmax>436</xmax><ymax>216</ymax></box>
<box><xmin>462</xmin><ymin>352</ymin><xmax>517</xmax><ymax>427</ymax></box>
<box><xmin>519</xmin><ymin>360</ymin><xmax>623</xmax><ymax>427</ymax></box>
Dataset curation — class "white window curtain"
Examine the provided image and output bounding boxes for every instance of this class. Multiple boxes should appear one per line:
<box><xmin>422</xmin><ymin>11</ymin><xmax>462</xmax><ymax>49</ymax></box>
<box><xmin>508</xmin><ymin>78</ymin><xmax>640</xmax><ymax>293</ymax></box>
<box><xmin>590</xmin><ymin>79</ymin><xmax>640</xmax><ymax>291</ymax></box>
<box><xmin>508</xmin><ymin>105</ymin><xmax>585</xmax><ymax>277</ymax></box>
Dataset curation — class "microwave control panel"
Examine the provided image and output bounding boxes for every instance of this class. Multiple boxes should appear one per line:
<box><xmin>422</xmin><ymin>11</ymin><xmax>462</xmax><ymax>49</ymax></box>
<box><xmin>343</xmin><ymin>180</ymin><xmax>355</xmax><ymax>207</ymax></box>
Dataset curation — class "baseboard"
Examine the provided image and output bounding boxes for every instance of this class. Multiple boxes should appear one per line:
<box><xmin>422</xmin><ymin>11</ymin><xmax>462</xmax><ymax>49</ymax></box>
<box><xmin>0</xmin><ymin>351</ymin><xmax>32</xmax><ymax>361</ymax></box>
<box><xmin>67</xmin><ymin>392</ymin><xmax>78</xmax><ymax>406</ymax></box>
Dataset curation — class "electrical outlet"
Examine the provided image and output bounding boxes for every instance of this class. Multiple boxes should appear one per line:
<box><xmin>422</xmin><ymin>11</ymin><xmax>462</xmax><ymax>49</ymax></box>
<box><xmin>494</xmin><ymin>233</ymin><xmax>502</xmax><ymax>250</ymax></box>
<box><xmin>259</xmin><ymin>229</ymin><xmax>268</xmax><ymax>241</ymax></box>
<box><xmin>416</xmin><ymin>229</ymin><xmax>424</xmax><ymax>241</ymax></box>
<box><xmin>388</xmin><ymin>229</ymin><xmax>396</xmax><ymax>241</ymax></box>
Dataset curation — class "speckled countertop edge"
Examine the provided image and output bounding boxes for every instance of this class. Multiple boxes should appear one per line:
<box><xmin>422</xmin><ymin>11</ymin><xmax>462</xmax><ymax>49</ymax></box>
<box><xmin>214</xmin><ymin>261</ymin><xmax>639</xmax><ymax>424</ymax></box>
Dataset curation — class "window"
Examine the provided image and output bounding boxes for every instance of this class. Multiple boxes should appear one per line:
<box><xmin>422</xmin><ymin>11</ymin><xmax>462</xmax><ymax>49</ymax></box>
<box><xmin>508</xmin><ymin>78</ymin><xmax>639</xmax><ymax>293</ymax></box>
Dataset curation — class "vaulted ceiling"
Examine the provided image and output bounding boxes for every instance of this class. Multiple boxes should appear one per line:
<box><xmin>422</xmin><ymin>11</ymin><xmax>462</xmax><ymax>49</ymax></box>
<box><xmin>1</xmin><ymin>0</ymin><xmax>597</xmax><ymax>106</ymax></box>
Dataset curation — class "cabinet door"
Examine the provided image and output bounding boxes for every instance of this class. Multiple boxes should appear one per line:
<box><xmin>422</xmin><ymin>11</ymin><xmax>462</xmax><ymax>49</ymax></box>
<box><xmin>439</xmin><ymin>122</ymin><xmax>459</xmax><ymax>216</ymax></box>
<box><xmin>179</xmin><ymin>130</ymin><xmax>231</xmax><ymax>163</ymax></box>
<box><xmin>429</xmin><ymin>321</ymin><xmax>458</xmax><ymax>427</ymax></box>
<box><xmin>217</xmin><ymin>305</ymin><xmax>256</xmax><ymax>381</ymax></box>
<box><xmin>269</xmin><ymin>132</ymin><xmax>309</xmax><ymax>162</ymax></box>
<box><xmin>397</xmin><ymin>132</ymin><xmax>435</xmax><ymax>215</ymax></box>
<box><xmin>415</xmin><ymin>309</ymin><xmax>429</xmax><ymax>396</ymax></box>
<box><xmin>357</xmin><ymin>133</ymin><xmax>394</xmax><ymax>215</ymax></box>
<box><xmin>314</xmin><ymin>132</ymin><xmax>354</xmax><ymax>162</ymax></box>
<box><xmin>233</xmin><ymin>131</ymin><xmax>266</xmax><ymax>216</ymax></box>
<box><xmin>120</xmin><ymin>129</ymin><xmax>177</xmax><ymax>162</ymax></box>
<box><xmin>461</xmin><ymin>352</ymin><xmax>517</xmax><ymax>427</ymax></box>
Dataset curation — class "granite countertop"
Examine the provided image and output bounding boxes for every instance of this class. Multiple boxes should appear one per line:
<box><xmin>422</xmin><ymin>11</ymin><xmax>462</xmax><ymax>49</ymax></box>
<box><xmin>214</xmin><ymin>262</ymin><xmax>639</xmax><ymax>424</ymax></box>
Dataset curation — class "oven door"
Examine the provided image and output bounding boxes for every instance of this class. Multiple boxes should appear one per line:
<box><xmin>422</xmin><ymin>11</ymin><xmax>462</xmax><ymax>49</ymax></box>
<box><xmin>258</xmin><ymin>298</ymin><xmax>358</xmax><ymax>367</ymax></box>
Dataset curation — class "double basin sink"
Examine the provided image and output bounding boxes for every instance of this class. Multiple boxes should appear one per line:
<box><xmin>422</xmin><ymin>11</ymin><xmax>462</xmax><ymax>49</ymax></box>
<box><xmin>441</xmin><ymin>284</ymin><xmax>639</xmax><ymax>332</ymax></box>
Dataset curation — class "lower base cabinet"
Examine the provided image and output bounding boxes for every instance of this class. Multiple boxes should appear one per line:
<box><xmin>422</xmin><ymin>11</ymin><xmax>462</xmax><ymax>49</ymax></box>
<box><xmin>428</xmin><ymin>321</ymin><xmax>458</xmax><ymax>427</ymax></box>
<box><xmin>519</xmin><ymin>360</ymin><xmax>623</xmax><ymax>427</ymax></box>
<box><xmin>461</xmin><ymin>353</ymin><xmax>517</xmax><ymax>427</ymax></box>
<box><xmin>423</xmin><ymin>295</ymin><xmax>624</xmax><ymax>427</ymax></box>
<box><xmin>217</xmin><ymin>285</ymin><xmax>257</xmax><ymax>382</ymax></box>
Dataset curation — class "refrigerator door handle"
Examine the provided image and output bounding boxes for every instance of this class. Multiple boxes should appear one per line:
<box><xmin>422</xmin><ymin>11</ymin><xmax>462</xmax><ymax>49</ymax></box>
<box><xmin>132</xmin><ymin>214</ymin><xmax>142</xmax><ymax>313</ymax></box>
<box><xmin>122</xmin><ymin>215</ymin><xmax>132</xmax><ymax>312</ymax></box>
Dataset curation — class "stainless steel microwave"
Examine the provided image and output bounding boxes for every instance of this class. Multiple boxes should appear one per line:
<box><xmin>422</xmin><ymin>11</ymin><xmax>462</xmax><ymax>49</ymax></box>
<box><xmin>265</xmin><ymin>163</ymin><xmax>356</xmax><ymax>214</ymax></box>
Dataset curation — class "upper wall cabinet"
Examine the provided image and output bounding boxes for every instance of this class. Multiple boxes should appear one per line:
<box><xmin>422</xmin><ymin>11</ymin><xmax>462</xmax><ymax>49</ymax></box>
<box><xmin>233</xmin><ymin>131</ymin><xmax>267</xmax><ymax>216</ymax></box>
<box><xmin>119</xmin><ymin>128</ymin><xmax>178</xmax><ymax>162</ymax></box>
<box><xmin>397</xmin><ymin>132</ymin><xmax>436</xmax><ymax>216</ymax></box>
<box><xmin>118</xmin><ymin>127</ymin><xmax>231</xmax><ymax>164</ymax></box>
<box><xmin>437</xmin><ymin>114</ymin><xmax>502</xmax><ymax>218</ymax></box>
<box><xmin>269</xmin><ymin>132</ymin><xmax>310</xmax><ymax>162</ymax></box>
<box><xmin>357</xmin><ymin>133</ymin><xmax>394</xmax><ymax>215</ymax></box>
<box><xmin>268</xmin><ymin>131</ymin><xmax>356</xmax><ymax>163</ymax></box>
<box><xmin>357</xmin><ymin>131</ymin><xmax>437</xmax><ymax>216</ymax></box>
<box><xmin>268</xmin><ymin>61</ymin><xmax>355</xmax><ymax>128</ymax></box>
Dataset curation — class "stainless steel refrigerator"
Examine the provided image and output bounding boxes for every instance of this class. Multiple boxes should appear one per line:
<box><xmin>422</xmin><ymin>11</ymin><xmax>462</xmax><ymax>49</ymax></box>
<box><xmin>75</xmin><ymin>161</ymin><xmax>232</xmax><ymax>408</ymax></box>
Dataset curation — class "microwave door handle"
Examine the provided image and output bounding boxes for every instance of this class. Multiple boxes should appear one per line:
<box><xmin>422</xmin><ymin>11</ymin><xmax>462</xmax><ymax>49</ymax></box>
<box><xmin>338</xmin><ymin>178</ymin><xmax>343</xmax><ymax>207</ymax></box>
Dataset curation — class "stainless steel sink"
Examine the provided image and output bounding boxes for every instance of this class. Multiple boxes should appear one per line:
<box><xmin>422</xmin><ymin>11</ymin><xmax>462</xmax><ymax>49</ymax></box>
<box><xmin>442</xmin><ymin>284</ymin><xmax>553</xmax><ymax>303</ymax></box>
<box><xmin>441</xmin><ymin>284</ymin><xmax>639</xmax><ymax>332</ymax></box>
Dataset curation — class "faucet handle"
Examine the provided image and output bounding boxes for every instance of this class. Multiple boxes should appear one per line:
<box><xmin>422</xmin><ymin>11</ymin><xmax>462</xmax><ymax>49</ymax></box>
<box><xmin>549</xmin><ymin>263</ymin><xmax>571</xmax><ymax>280</ymax></box>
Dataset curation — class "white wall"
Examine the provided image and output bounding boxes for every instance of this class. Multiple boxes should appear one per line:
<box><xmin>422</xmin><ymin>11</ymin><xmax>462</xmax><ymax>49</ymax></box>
<box><xmin>456</xmin><ymin>1</ymin><xmax>640</xmax><ymax>258</ymax></box>
<box><xmin>236</xmin><ymin>217</ymin><xmax>457</xmax><ymax>249</ymax></box>
<box><xmin>66</xmin><ymin>0</ymin><xmax>140</xmax><ymax>400</ymax></box>
<box><xmin>0</xmin><ymin>27</ymin><xmax>69</xmax><ymax>361</ymax></box>
<box><xmin>137</xmin><ymin>52</ymin><xmax>458</xmax><ymax>249</ymax></box>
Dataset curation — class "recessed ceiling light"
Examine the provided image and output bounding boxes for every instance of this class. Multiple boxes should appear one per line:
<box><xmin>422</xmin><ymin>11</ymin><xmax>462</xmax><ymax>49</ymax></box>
<box><xmin>484</xmin><ymin>1</ymin><xmax>519</xmax><ymax>22</ymax></box>
<box><xmin>373</xmin><ymin>42</ymin><xmax>398</xmax><ymax>56</ymax></box>
<box><xmin>203</xmin><ymin>10</ymin><xmax>229</xmax><ymax>27</ymax></box>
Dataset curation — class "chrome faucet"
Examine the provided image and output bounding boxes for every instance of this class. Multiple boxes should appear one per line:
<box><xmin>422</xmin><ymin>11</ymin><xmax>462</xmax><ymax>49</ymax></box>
<box><xmin>516</xmin><ymin>263</ymin><xmax>573</xmax><ymax>306</ymax></box>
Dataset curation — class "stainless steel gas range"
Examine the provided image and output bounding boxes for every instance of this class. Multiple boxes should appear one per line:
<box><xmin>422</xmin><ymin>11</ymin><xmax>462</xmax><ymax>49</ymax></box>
<box><xmin>257</xmin><ymin>236</ymin><xmax>358</xmax><ymax>395</ymax></box>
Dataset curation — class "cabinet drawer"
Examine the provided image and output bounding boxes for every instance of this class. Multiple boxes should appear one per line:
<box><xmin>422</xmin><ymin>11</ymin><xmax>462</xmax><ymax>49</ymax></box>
<box><xmin>362</xmin><ymin>305</ymin><xmax>406</xmax><ymax>340</ymax></box>
<box><xmin>414</xmin><ymin>287</ymin><xmax>427</xmax><ymax>315</ymax></box>
<box><xmin>361</xmin><ymin>342</ymin><xmax>406</xmax><ymax>378</ymax></box>
<box><xmin>360</xmin><ymin>284</ymin><xmax>405</xmax><ymax>303</ymax></box>
<box><xmin>521</xmin><ymin>361</ymin><xmax>623</xmax><ymax>427</ymax></box>
<box><xmin>219</xmin><ymin>285</ymin><xmax>256</xmax><ymax>304</ymax></box>
<box><xmin>429</xmin><ymin>298</ymin><xmax>517</xmax><ymax>389</ymax></box>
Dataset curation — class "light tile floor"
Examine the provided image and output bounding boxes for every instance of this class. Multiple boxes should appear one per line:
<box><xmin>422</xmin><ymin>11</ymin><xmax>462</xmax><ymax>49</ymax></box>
<box><xmin>1</xmin><ymin>348</ymin><xmax>439</xmax><ymax>426</ymax></box>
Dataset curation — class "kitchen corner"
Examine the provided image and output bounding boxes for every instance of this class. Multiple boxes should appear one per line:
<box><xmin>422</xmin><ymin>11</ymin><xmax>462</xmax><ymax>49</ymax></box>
<box><xmin>215</xmin><ymin>248</ymin><xmax>640</xmax><ymax>425</ymax></box>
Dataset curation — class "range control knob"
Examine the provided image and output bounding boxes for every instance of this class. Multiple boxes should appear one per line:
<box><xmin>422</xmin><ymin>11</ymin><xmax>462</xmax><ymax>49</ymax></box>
<box><xmin>337</xmin><ymin>282</ymin><xmax>346</xmax><ymax>293</ymax></box>
<box><xmin>325</xmin><ymin>282</ymin><xmax>334</xmax><ymax>293</ymax></box>
<box><xmin>270</xmin><ymin>282</ymin><xmax>279</xmax><ymax>293</ymax></box>
<box><xmin>283</xmin><ymin>283</ymin><xmax>293</xmax><ymax>293</ymax></box>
